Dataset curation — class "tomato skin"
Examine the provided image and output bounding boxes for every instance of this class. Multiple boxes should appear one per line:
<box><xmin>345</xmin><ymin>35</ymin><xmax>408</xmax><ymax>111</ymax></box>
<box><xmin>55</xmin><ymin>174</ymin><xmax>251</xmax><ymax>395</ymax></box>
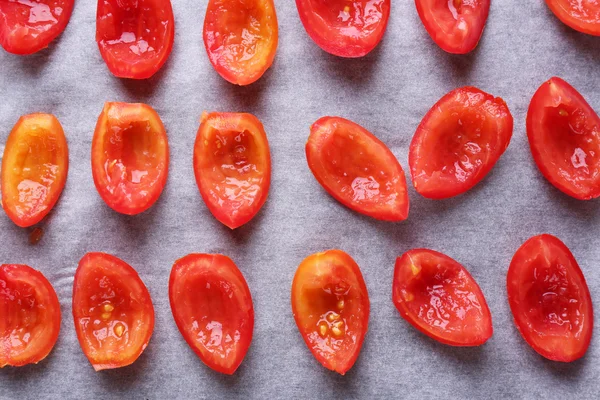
<box><xmin>507</xmin><ymin>235</ymin><xmax>593</xmax><ymax>362</ymax></box>
<box><xmin>306</xmin><ymin>116</ymin><xmax>409</xmax><ymax>221</ymax></box>
<box><xmin>526</xmin><ymin>77</ymin><xmax>600</xmax><ymax>200</ymax></box>
<box><xmin>291</xmin><ymin>250</ymin><xmax>369</xmax><ymax>375</ymax></box>
<box><xmin>545</xmin><ymin>0</ymin><xmax>600</xmax><ymax>36</ymax></box>
<box><xmin>1</xmin><ymin>113</ymin><xmax>69</xmax><ymax>228</ymax></box>
<box><xmin>295</xmin><ymin>0</ymin><xmax>390</xmax><ymax>58</ymax></box>
<box><xmin>0</xmin><ymin>264</ymin><xmax>61</xmax><ymax>368</ymax></box>
<box><xmin>72</xmin><ymin>252</ymin><xmax>155</xmax><ymax>371</ymax></box>
<box><xmin>96</xmin><ymin>0</ymin><xmax>175</xmax><ymax>79</ymax></box>
<box><xmin>409</xmin><ymin>87</ymin><xmax>513</xmax><ymax>199</ymax></box>
<box><xmin>91</xmin><ymin>102</ymin><xmax>169</xmax><ymax>215</ymax></box>
<box><xmin>169</xmin><ymin>254</ymin><xmax>254</xmax><ymax>375</ymax></box>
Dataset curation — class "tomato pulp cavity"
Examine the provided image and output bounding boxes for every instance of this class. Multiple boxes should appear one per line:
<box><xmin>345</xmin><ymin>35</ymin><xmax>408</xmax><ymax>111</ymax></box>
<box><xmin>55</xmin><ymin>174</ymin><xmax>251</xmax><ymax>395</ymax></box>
<box><xmin>545</xmin><ymin>0</ymin><xmax>600</xmax><ymax>36</ymax></box>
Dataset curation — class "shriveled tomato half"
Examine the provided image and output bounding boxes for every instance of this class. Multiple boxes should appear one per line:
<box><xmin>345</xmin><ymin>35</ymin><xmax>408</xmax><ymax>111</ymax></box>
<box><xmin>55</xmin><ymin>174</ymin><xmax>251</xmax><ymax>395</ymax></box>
<box><xmin>306</xmin><ymin>116</ymin><xmax>409</xmax><ymax>221</ymax></box>
<box><xmin>203</xmin><ymin>0</ymin><xmax>278</xmax><ymax>85</ymax></box>
<box><xmin>527</xmin><ymin>77</ymin><xmax>600</xmax><ymax>200</ymax></box>
<box><xmin>545</xmin><ymin>0</ymin><xmax>600</xmax><ymax>36</ymax></box>
<box><xmin>72</xmin><ymin>252</ymin><xmax>154</xmax><ymax>371</ymax></box>
<box><xmin>291</xmin><ymin>250</ymin><xmax>369</xmax><ymax>375</ymax></box>
<box><xmin>409</xmin><ymin>87</ymin><xmax>513</xmax><ymax>199</ymax></box>
<box><xmin>193</xmin><ymin>112</ymin><xmax>271</xmax><ymax>229</ymax></box>
<box><xmin>92</xmin><ymin>102</ymin><xmax>169</xmax><ymax>215</ymax></box>
<box><xmin>96</xmin><ymin>0</ymin><xmax>175</xmax><ymax>79</ymax></box>
<box><xmin>507</xmin><ymin>235</ymin><xmax>593</xmax><ymax>362</ymax></box>
<box><xmin>1</xmin><ymin>113</ymin><xmax>69</xmax><ymax>228</ymax></box>
<box><xmin>0</xmin><ymin>264</ymin><xmax>61</xmax><ymax>368</ymax></box>
<box><xmin>169</xmin><ymin>254</ymin><xmax>254</xmax><ymax>375</ymax></box>
<box><xmin>393</xmin><ymin>249</ymin><xmax>493</xmax><ymax>346</ymax></box>
<box><xmin>295</xmin><ymin>0</ymin><xmax>390</xmax><ymax>58</ymax></box>
<box><xmin>0</xmin><ymin>0</ymin><xmax>74</xmax><ymax>55</ymax></box>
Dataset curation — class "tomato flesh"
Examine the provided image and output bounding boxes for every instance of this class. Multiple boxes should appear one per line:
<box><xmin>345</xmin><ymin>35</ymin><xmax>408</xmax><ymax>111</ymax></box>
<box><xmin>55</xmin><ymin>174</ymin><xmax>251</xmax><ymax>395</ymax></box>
<box><xmin>409</xmin><ymin>87</ymin><xmax>513</xmax><ymax>199</ymax></box>
<box><xmin>295</xmin><ymin>0</ymin><xmax>390</xmax><ymax>58</ymax></box>
<box><xmin>193</xmin><ymin>112</ymin><xmax>271</xmax><ymax>229</ymax></box>
<box><xmin>545</xmin><ymin>0</ymin><xmax>600</xmax><ymax>36</ymax></box>
<box><xmin>291</xmin><ymin>250</ymin><xmax>369</xmax><ymax>375</ymax></box>
<box><xmin>507</xmin><ymin>235</ymin><xmax>593</xmax><ymax>362</ymax></box>
<box><xmin>96</xmin><ymin>0</ymin><xmax>175</xmax><ymax>79</ymax></box>
<box><xmin>0</xmin><ymin>264</ymin><xmax>61</xmax><ymax>367</ymax></box>
<box><xmin>92</xmin><ymin>102</ymin><xmax>169</xmax><ymax>215</ymax></box>
<box><xmin>1</xmin><ymin>113</ymin><xmax>69</xmax><ymax>228</ymax></box>
<box><xmin>72</xmin><ymin>252</ymin><xmax>155</xmax><ymax>371</ymax></box>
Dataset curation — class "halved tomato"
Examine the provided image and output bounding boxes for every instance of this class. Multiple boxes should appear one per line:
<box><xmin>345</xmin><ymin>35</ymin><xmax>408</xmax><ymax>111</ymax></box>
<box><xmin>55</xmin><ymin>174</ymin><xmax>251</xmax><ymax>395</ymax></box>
<box><xmin>96</xmin><ymin>0</ymin><xmax>175</xmax><ymax>79</ymax></box>
<box><xmin>393</xmin><ymin>249</ymin><xmax>493</xmax><ymax>346</ymax></box>
<box><xmin>409</xmin><ymin>87</ymin><xmax>513</xmax><ymax>199</ymax></box>
<box><xmin>507</xmin><ymin>234</ymin><xmax>593</xmax><ymax>362</ymax></box>
<box><xmin>203</xmin><ymin>0</ymin><xmax>278</xmax><ymax>85</ymax></box>
<box><xmin>193</xmin><ymin>112</ymin><xmax>271</xmax><ymax>229</ymax></box>
<box><xmin>169</xmin><ymin>254</ymin><xmax>254</xmax><ymax>375</ymax></box>
<box><xmin>0</xmin><ymin>0</ymin><xmax>74</xmax><ymax>55</ymax></box>
<box><xmin>92</xmin><ymin>102</ymin><xmax>169</xmax><ymax>215</ymax></box>
<box><xmin>545</xmin><ymin>0</ymin><xmax>600</xmax><ymax>36</ymax></box>
<box><xmin>1</xmin><ymin>113</ymin><xmax>69</xmax><ymax>228</ymax></box>
<box><xmin>415</xmin><ymin>0</ymin><xmax>490</xmax><ymax>54</ymax></box>
<box><xmin>295</xmin><ymin>0</ymin><xmax>390</xmax><ymax>58</ymax></box>
<box><xmin>306</xmin><ymin>116</ymin><xmax>409</xmax><ymax>221</ymax></box>
<box><xmin>0</xmin><ymin>264</ymin><xmax>61</xmax><ymax>367</ymax></box>
<box><xmin>527</xmin><ymin>77</ymin><xmax>600</xmax><ymax>200</ymax></box>
<box><xmin>291</xmin><ymin>250</ymin><xmax>369</xmax><ymax>375</ymax></box>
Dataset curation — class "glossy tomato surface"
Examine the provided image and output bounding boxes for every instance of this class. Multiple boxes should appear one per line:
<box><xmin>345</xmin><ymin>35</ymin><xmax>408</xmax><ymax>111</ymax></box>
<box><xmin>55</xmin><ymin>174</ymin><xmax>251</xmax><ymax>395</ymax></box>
<box><xmin>527</xmin><ymin>77</ymin><xmax>600</xmax><ymax>200</ymax></box>
<box><xmin>295</xmin><ymin>0</ymin><xmax>390</xmax><ymax>57</ymax></box>
<box><xmin>393</xmin><ymin>249</ymin><xmax>493</xmax><ymax>346</ymax></box>
<box><xmin>306</xmin><ymin>116</ymin><xmax>409</xmax><ymax>221</ymax></box>
<box><xmin>409</xmin><ymin>86</ymin><xmax>513</xmax><ymax>199</ymax></box>
<box><xmin>0</xmin><ymin>0</ymin><xmax>74</xmax><ymax>55</ymax></box>
<box><xmin>545</xmin><ymin>0</ymin><xmax>600</xmax><ymax>36</ymax></box>
<box><xmin>507</xmin><ymin>235</ymin><xmax>593</xmax><ymax>362</ymax></box>
<box><xmin>72</xmin><ymin>252</ymin><xmax>154</xmax><ymax>371</ymax></box>
<box><xmin>96</xmin><ymin>0</ymin><xmax>175</xmax><ymax>79</ymax></box>
<box><xmin>0</xmin><ymin>264</ymin><xmax>61</xmax><ymax>367</ymax></box>
<box><xmin>291</xmin><ymin>250</ymin><xmax>369</xmax><ymax>375</ymax></box>
<box><xmin>194</xmin><ymin>112</ymin><xmax>271</xmax><ymax>229</ymax></box>
<box><xmin>92</xmin><ymin>102</ymin><xmax>169</xmax><ymax>215</ymax></box>
<box><xmin>1</xmin><ymin>113</ymin><xmax>69</xmax><ymax>228</ymax></box>
<box><xmin>169</xmin><ymin>254</ymin><xmax>254</xmax><ymax>375</ymax></box>
<box><xmin>203</xmin><ymin>0</ymin><xmax>278</xmax><ymax>85</ymax></box>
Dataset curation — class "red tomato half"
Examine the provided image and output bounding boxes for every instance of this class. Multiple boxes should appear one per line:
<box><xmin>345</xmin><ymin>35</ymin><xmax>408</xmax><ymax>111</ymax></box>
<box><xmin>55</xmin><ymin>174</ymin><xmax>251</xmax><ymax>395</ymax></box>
<box><xmin>507</xmin><ymin>235</ymin><xmax>593</xmax><ymax>362</ymax></box>
<box><xmin>0</xmin><ymin>264</ymin><xmax>61</xmax><ymax>367</ymax></box>
<box><xmin>92</xmin><ymin>102</ymin><xmax>169</xmax><ymax>215</ymax></box>
<box><xmin>306</xmin><ymin>116</ymin><xmax>409</xmax><ymax>221</ymax></box>
<box><xmin>545</xmin><ymin>0</ymin><xmax>600</xmax><ymax>36</ymax></box>
<box><xmin>169</xmin><ymin>254</ymin><xmax>254</xmax><ymax>375</ymax></box>
<box><xmin>203</xmin><ymin>0</ymin><xmax>278</xmax><ymax>85</ymax></box>
<box><xmin>291</xmin><ymin>250</ymin><xmax>369</xmax><ymax>375</ymax></box>
<box><xmin>0</xmin><ymin>0</ymin><xmax>74</xmax><ymax>55</ymax></box>
<box><xmin>193</xmin><ymin>112</ymin><xmax>271</xmax><ymax>229</ymax></box>
<box><xmin>72</xmin><ymin>252</ymin><xmax>155</xmax><ymax>371</ymax></box>
<box><xmin>409</xmin><ymin>87</ymin><xmax>513</xmax><ymax>199</ymax></box>
<box><xmin>393</xmin><ymin>249</ymin><xmax>493</xmax><ymax>346</ymax></box>
<box><xmin>295</xmin><ymin>0</ymin><xmax>390</xmax><ymax>58</ymax></box>
<box><xmin>1</xmin><ymin>113</ymin><xmax>69</xmax><ymax>228</ymax></box>
<box><xmin>96</xmin><ymin>0</ymin><xmax>175</xmax><ymax>79</ymax></box>
<box><xmin>415</xmin><ymin>0</ymin><xmax>490</xmax><ymax>54</ymax></box>
<box><xmin>527</xmin><ymin>77</ymin><xmax>600</xmax><ymax>200</ymax></box>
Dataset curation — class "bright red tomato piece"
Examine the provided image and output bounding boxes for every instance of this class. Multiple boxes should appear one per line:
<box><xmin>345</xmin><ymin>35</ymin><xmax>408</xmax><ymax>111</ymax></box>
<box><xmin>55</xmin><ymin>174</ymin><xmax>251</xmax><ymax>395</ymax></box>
<box><xmin>1</xmin><ymin>113</ymin><xmax>69</xmax><ymax>228</ymax></box>
<box><xmin>96</xmin><ymin>0</ymin><xmax>175</xmax><ymax>79</ymax></box>
<box><xmin>169</xmin><ymin>254</ymin><xmax>254</xmax><ymax>375</ymax></box>
<box><xmin>193</xmin><ymin>112</ymin><xmax>271</xmax><ymax>229</ymax></box>
<box><xmin>409</xmin><ymin>87</ymin><xmax>513</xmax><ymax>199</ymax></box>
<box><xmin>291</xmin><ymin>250</ymin><xmax>369</xmax><ymax>375</ymax></box>
<box><xmin>92</xmin><ymin>102</ymin><xmax>169</xmax><ymax>215</ymax></box>
<box><xmin>527</xmin><ymin>77</ymin><xmax>600</xmax><ymax>200</ymax></box>
<box><xmin>0</xmin><ymin>264</ymin><xmax>61</xmax><ymax>367</ymax></box>
<box><xmin>295</xmin><ymin>0</ymin><xmax>390</xmax><ymax>58</ymax></box>
<box><xmin>545</xmin><ymin>0</ymin><xmax>600</xmax><ymax>36</ymax></box>
<box><xmin>393</xmin><ymin>249</ymin><xmax>493</xmax><ymax>346</ymax></box>
<box><xmin>203</xmin><ymin>0</ymin><xmax>278</xmax><ymax>85</ymax></box>
<box><xmin>507</xmin><ymin>235</ymin><xmax>593</xmax><ymax>362</ymax></box>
